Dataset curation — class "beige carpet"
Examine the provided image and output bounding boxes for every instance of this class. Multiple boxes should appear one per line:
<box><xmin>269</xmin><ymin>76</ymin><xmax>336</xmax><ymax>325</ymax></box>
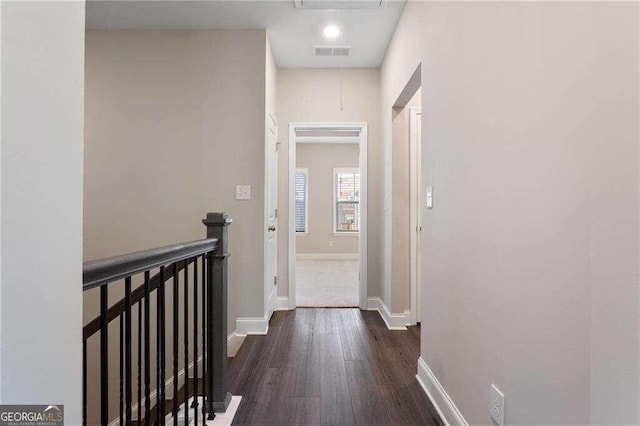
<box><xmin>295</xmin><ymin>259</ymin><xmax>359</xmax><ymax>307</ymax></box>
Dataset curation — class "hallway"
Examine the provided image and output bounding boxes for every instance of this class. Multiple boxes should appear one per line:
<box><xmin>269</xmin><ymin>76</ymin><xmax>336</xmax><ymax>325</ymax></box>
<box><xmin>296</xmin><ymin>260</ymin><xmax>360</xmax><ymax>307</ymax></box>
<box><xmin>228</xmin><ymin>308</ymin><xmax>442</xmax><ymax>425</ymax></box>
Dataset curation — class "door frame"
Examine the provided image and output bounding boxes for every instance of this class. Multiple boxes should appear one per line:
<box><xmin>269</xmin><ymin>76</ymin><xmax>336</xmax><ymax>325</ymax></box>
<box><xmin>265</xmin><ymin>113</ymin><xmax>278</xmax><ymax>321</ymax></box>
<box><xmin>288</xmin><ymin>122</ymin><xmax>368</xmax><ymax>310</ymax></box>
<box><xmin>409</xmin><ymin>107</ymin><xmax>422</xmax><ymax>325</ymax></box>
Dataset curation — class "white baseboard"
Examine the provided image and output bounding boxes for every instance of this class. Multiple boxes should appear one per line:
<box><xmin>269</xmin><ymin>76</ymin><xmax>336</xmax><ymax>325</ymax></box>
<box><xmin>404</xmin><ymin>310</ymin><xmax>412</xmax><ymax>326</ymax></box>
<box><xmin>416</xmin><ymin>357</ymin><xmax>468</xmax><ymax>426</ymax></box>
<box><xmin>296</xmin><ymin>253</ymin><xmax>359</xmax><ymax>260</ymax></box>
<box><xmin>236</xmin><ymin>314</ymin><xmax>269</xmax><ymax>336</ymax></box>
<box><xmin>366</xmin><ymin>297</ymin><xmax>407</xmax><ymax>330</ymax></box>
<box><xmin>105</xmin><ymin>334</ymin><xmax>246</xmax><ymax>425</ymax></box>
<box><xmin>267</xmin><ymin>290</ymin><xmax>276</xmax><ymax>317</ymax></box>
<box><xmin>367</xmin><ymin>297</ymin><xmax>378</xmax><ymax>311</ymax></box>
<box><xmin>277</xmin><ymin>296</ymin><xmax>291</xmax><ymax>311</ymax></box>
<box><xmin>227</xmin><ymin>331</ymin><xmax>246</xmax><ymax>358</ymax></box>
<box><xmin>207</xmin><ymin>395</ymin><xmax>242</xmax><ymax>425</ymax></box>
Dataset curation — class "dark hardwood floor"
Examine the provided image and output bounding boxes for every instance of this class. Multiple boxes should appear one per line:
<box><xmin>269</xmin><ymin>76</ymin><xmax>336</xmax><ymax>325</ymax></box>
<box><xmin>228</xmin><ymin>308</ymin><xmax>443</xmax><ymax>425</ymax></box>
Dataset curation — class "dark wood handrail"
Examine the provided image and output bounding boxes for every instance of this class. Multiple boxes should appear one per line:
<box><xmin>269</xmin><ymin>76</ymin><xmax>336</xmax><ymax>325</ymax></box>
<box><xmin>83</xmin><ymin>259</ymin><xmax>193</xmax><ymax>340</ymax></box>
<box><xmin>83</xmin><ymin>238</ymin><xmax>218</xmax><ymax>291</ymax></box>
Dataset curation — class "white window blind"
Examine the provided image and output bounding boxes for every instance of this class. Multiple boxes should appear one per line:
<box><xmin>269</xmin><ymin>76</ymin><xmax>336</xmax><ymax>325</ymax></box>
<box><xmin>334</xmin><ymin>168</ymin><xmax>360</xmax><ymax>233</ymax></box>
<box><xmin>295</xmin><ymin>169</ymin><xmax>308</xmax><ymax>233</ymax></box>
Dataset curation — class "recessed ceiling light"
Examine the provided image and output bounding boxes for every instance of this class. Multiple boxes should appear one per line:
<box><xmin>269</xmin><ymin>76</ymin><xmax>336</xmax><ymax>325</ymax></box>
<box><xmin>323</xmin><ymin>25</ymin><xmax>340</xmax><ymax>39</ymax></box>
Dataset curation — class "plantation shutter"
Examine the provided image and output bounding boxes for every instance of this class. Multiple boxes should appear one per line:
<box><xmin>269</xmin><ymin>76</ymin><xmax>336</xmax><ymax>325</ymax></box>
<box><xmin>295</xmin><ymin>170</ymin><xmax>308</xmax><ymax>232</ymax></box>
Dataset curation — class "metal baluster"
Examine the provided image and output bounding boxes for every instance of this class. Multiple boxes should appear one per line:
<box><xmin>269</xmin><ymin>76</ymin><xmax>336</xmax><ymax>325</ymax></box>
<box><xmin>137</xmin><ymin>299</ymin><xmax>142</xmax><ymax>425</ymax></box>
<box><xmin>173</xmin><ymin>264</ymin><xmax>179</xmax><ymax>424</ymax></box>
<box><xmin>119</xmin><ymin>312</ymin><xmax>124</xmax><ymax>425</ymax></box>
<box><xmin>206</xmin><ymin>250</ymin><xmax>215</xmax><ymax>419</ymax></box>
<box><xmin>83</xmin><ymin>338</ymin><xmax>87</xmax><ymax>426</ymax></box>
<box><xmin>144</xmin><ymin>271</ymin><xmax>151</xmax><ymax>425</ymax></box>
<box><xmin>201</xmin><ymin>254</ymin><xmax>207</xmax><ymax>424</ymax></box>
<box><xmin>125</xmin><ymin>277</ymin><xmax>133</xmax><ymax>425</ymax></box>
<box><xmin>183</xmin><ymin>259</ymin><xmax>190</xmax><ymax>425</ymax></box>
<box><xmin>159</xmin><ymin>266</ymin><xmax>166</xmax><ymax>424</ymax></box>
<box><xmin>100</xmin><ymin>286</ymin><xmax>109</xmax><ymax>426</ymax></box>
<box><xmin>193</xmin><ymin>256</ymin><xmax>199</xmax><ymax>426</ymax></box>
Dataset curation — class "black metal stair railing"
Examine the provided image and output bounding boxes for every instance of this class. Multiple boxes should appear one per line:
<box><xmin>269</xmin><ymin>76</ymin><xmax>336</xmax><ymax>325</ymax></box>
<box><xmin>82</xmin><ymin>213</ymin><xmax>232</xmax><ymax>426</ymax></box>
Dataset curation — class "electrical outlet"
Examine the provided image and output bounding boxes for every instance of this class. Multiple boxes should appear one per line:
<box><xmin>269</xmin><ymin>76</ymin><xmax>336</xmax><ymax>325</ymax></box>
<box><xmin>490</xmin><ymin>384</ymin><xmax>505</xmax><ymax>426</ymax></box>
<box><xmin>328</xmin><ymin>241</ymin><xmax>334</xmax><ymax>247</ymax></box>
<box><xmin>235</xmin><ymin>185</ymin><xmax>251</xmax><ymax>200</ymax></box>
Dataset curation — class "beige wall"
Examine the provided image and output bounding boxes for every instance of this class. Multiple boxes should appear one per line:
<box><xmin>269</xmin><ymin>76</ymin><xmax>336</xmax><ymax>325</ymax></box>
<box><xmin>85</xmin><ymin>28</ymin><xmax>269</xmax><ymax>325</ymax></box>
<box><xmin>382</xmin><ymin>2</ymin><xmax>639</xmax><ymax>424</ymax></box>
<box><xmin>390</xmin><ymin>89</ymin><xmax>421</xmax><ymax>313</ymax></box>
<box><xmin>1</xmin><ymin>2</ymin><xmax>85</xmax><ymax>421</ymax></box>
<box><xmin>296</xmin><ymin>143</ymin><xmax>359</xmax><ymax>254</ymax></box>
<box><xmin>84</xmin><ymin>31</ymin><xmax>270</xmax><ymax>421</ymax></box>
<box><xmin>277</xmin><ymin>68</ymin><xmax>382</xmax><ymax>299</ymax></box>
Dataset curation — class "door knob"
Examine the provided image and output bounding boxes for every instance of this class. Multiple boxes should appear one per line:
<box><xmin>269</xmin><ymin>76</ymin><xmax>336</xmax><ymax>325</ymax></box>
<box><xmin>268</xmin><ymin>226</ymin><xmax>276</xmax><ymax>232</ymax></box>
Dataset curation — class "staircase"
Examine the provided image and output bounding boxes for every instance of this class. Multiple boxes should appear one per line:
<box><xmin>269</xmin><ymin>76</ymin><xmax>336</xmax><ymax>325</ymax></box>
<box><xmin>82</xmin><ymin>213</ymin><xmax>233</xmax><ymax>426</ymax></box>
<box><xmin>130</xmin><ymin>379</ymin><xmax>203</xmax><ymax>426</ymax></box>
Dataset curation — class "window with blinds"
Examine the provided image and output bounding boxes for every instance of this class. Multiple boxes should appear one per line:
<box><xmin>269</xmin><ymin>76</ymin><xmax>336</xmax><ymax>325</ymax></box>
<box><xmin>334</xmin><ymin>168</ymin><xmax>360</xmax><ymax>233</ymax></box>
<box><xmin>295</xmin><ymin>169</ymin><xmax>308</xmax><ymax>233</ymax></box>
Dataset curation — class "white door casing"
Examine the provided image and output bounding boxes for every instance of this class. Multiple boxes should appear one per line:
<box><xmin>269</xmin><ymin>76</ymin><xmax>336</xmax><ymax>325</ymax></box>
<box><xmin>265</xmin><ymin>114</ymin><xmax>279</xmax><ymax>320</ymax></box>
<box><xmin>288</xmin><ymin>122</ymin><xmax>368</xmax><ymax>310</ymax></box>
<box><xmin>409</xmin><ymin>107</ymin><xmax>423</xmax><ymax>325</ymax></box>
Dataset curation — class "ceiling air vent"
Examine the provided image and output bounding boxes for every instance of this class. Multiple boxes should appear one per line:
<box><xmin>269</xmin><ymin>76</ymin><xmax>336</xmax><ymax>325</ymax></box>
<box><xmin>295</xmin><ymin>0</ymin><xmax>387</xmax><ymax>9</ymax></box>
<box><xmin>313</xmin><ymin>45</ymin><xmax>351</xmax><ymax>57</ymax></box>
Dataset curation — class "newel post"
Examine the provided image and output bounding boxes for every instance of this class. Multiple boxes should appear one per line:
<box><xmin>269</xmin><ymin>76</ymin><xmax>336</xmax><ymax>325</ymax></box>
<box><xmin>202</xmin><ymin>212</ymin><xmax>233</xmax><ymax>416</ymax></box>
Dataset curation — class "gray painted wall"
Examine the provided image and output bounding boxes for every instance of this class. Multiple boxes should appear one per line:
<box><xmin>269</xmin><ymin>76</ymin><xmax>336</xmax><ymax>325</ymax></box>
<box><xmin>84</xmin><ymin>28</ymin><xmax>270</xmax><ymax>326</ymax></box>
<box><xmin>84</xmin><ymin>29</ymin><xmax>273</xmax><ymax>422</ymax></box>
<box><xmin>382</xmin><ymin>2</ymin><xmax>639</xmax><ymax>423</ymax></box>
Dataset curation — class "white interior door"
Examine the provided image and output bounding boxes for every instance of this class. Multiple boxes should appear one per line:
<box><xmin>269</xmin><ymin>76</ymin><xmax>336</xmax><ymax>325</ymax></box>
<box><xmin>266</xmin><ymin>114</ymin><xmax>279</xmax><ymax>320</ymax></box>
<box><xmin>409</xmin><ymin>108</ymin><xmax>423</xmax><ymax>324</ymax></box>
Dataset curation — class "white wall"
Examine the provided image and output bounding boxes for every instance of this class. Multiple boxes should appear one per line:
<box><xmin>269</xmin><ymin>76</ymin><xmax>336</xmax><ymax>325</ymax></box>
<box><xmin>277</xmin><ymin>68</ymin><xmax>382</xmax><ymax>299</ymax></box>
<box><xmin>382</xmin><ymin>2</ymin><xmax>639</xmax><ymax>424</ymax></box>
<box><xmin>1</xmin><ymin>1</ymin><xmax>85</xmax><ymax>422</ymax></box>
<box><xmin>266</xmin><ymin>35</ymin><xmax>277</xmax><ymax>119</ymax></box>
<box><xmin>296</xmin><ymin>143</ymin><xmax>359</xmax><ymax>254</ymax></box>
<box><xmin>0</xmin><ymin>0</ymin><xmax>3</xmax><ymax>401</ymax></box>
<box><xmin>264</xmin><ymin>35</ymin><xmax>278</xmax><ymax>318</ymax></box>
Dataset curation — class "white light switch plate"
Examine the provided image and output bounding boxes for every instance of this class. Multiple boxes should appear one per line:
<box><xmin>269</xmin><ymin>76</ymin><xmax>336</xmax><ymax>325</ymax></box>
<box><xmin>236</xmin><ymin>185</ymin><xmax>251</xmax><ymax>200</ymax></box>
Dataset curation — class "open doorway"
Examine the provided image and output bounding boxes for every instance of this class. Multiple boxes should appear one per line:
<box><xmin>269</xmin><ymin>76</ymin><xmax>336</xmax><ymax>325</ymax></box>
<box><xmin>288</xmin><ymin>123</ymin><xmax>368</xmax><ymax>309</ymax></box>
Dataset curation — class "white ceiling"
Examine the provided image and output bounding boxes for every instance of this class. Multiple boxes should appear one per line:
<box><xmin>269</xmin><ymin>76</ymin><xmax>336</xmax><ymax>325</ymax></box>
<box><xmin>86</xmin><ymin>0</ymin><xmax>406</xmax><ymax>68</ymax></box>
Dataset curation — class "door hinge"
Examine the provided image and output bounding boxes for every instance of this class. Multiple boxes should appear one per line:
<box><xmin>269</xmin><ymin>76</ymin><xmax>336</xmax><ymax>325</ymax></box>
<box><xmin>275</xmin><ymin>208</ymin><xmax>278</xmax><ymax>219</ymax></box>
<box><xmin>274</xmin><ymin>276</ymin><xmax>278</xmax><ymax>286</ymax></box>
